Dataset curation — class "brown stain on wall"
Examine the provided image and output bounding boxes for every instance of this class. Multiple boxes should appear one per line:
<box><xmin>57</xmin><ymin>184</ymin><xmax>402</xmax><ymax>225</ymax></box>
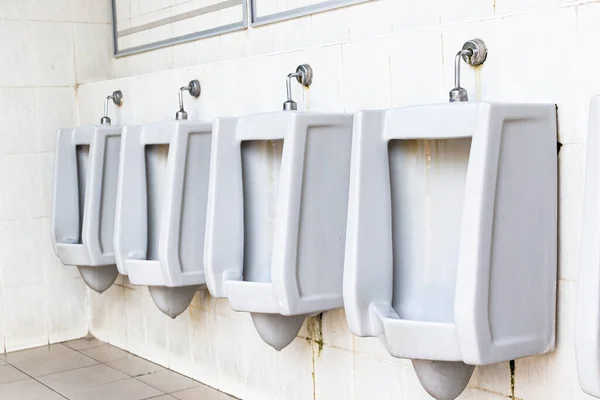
<box><xmin>305</xmin><ymin>313</ymin><xmax>324</xmax><ymax>400</ymax></box>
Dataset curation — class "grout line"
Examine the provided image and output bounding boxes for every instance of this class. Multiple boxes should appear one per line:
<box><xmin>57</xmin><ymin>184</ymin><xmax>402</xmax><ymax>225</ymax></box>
<box><xmin>102</xmin><ymin>1</ymin><xmax>592</xmax><ymax>84</ymax></box>
<box><xmin>6</xmin><ymin>361</ymin><xmax>70</xmax><ymax>399</ymax></box>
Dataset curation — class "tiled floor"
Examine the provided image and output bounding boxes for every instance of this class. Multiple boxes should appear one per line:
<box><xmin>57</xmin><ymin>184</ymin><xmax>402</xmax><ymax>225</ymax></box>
<box><xmin>0</xmin><ymin>336</ymin><xmax>236</xmax><ymax>400</ymax></box>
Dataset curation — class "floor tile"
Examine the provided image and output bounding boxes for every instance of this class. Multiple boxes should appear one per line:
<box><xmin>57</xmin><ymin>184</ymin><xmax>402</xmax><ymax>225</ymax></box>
<box><xmin>0</xmin><ymin>365</ymin><xmax>29</xmax><ymax>385</ymax></box>
<box><xmin>81</xmin><ymin>344</ymin><xmax>129</xmax><ymax>363</ymax></box>
<box><xmin>107</xmin><ymin>355</ymin><xmax>165</xmax><ymax>377</ymax></box>
<box><xmin>62</xmin><ymin>336</ymin><xmax>104</xmax><ymax>351</ymax></box>
<box><xmin>137</xmin><ymin>370</ymin><xmax>198</xmax><ymax>393</ymax></box>
<box><xmin>148</xmin><ymin>396</ymin><xmax>176</xmax><ymax>399</ymax></box>
<box><xmin>38</xmin><ymin>364</ymin><xmax>128</xmax><ymax>394</ymax></box>
<box><xmin>0</xmin><ymin>378</ymin><xmax>65</xmax><ymax>400</ymax></box>
<box><xmin>171</xmin><ymin>385</ymin><xmax>237</xmax><ymax>400</ymax></box>
<box><xmin>0</xmin><ymin>358</ymin><xmax>7</xmax><ymax>366</ymax></box>
<box><xmin>13</xmin><ymin>350</ymin><xmax>98</xmax><ymax>377</ymax></box>
<box><xmin>66</xmin><ymin>378</ymin><xmax>163</xmax><ymax>400</ymax></box>
<box><xmin>4</xmin><ymin>344</ymin><xmax>73</xmax><ymax>363</ymax></box>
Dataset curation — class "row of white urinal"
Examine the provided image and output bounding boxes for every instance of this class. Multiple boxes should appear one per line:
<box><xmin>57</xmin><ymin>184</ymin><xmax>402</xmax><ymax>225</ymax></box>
<box><xmin>51</xmin><ymin>42</ymin><xmax>558</xmax><ymax>400</ymax></box>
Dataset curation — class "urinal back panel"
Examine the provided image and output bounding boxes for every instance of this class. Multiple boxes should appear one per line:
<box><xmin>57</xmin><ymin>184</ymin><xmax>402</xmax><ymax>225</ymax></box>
<box><xmin>178</xmin><ymin>131</ymin><xmax>212</xmax><ymax>274</ymax></box>
<box><xmin>388</xmin><ymin>138</ymin><xmax>471</xmax><ymax>323</ymax></box>
<box><xmin>240</xmin><ymin>140</ymin><xmax>283</xmax><ymax>284</ymax></box>
<box><xmin>52</xmin><ymin>125</ymin><xmax>122</xmax><ymax>267</ymax></box>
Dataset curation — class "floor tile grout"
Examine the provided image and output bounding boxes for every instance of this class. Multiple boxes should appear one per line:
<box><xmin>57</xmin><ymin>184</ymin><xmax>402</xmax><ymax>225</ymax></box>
<box><xmin>0</xmin><ymin>338</ymin><xmax>235</xmax><ymax>399</ymax></box>
<box><xmin>5</xmin><ymin>360</ymin><xmax>70</xmax><ymax>399</ymax></box>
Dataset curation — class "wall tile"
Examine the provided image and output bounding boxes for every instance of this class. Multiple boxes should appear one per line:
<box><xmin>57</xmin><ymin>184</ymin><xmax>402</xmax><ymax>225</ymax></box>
<box><xmin>104</xmin><ymin>284</ymin><xmax>128</xmax><ymax>349</ymax></box>
<box><xmin>347</xmin><ymin>0</ymin><xmax>393</xmax><ymax>40</ymax></box>
<box><xmin>124</xmin><ymin>288</ymin><xmax>147</xmax><ymax>356</ymax></box>
<box><xmin>73</xmin><ymin>23</ymin><xmax>113</xmax><ymax>84</ymax></box>
<box><xmin>167</xmin><ymin>309</ymin><xmax>193</xmax><ymax>377</ymax></box>
<box><xmin>391</xmin><ymin>0</ymin><xmax>441</xmax><ymax>33</ymax></box>
<box><xmin>576</xmin><ymin>2</ymin><xmax>600</xmax><ymax>144</ymax></box>
<box><xmin>47</xmin><ymin>277</ymin><xmax>88</xmax><ymax>343</ymax></box>
<box><xmin>189</xmin><ymin>309</ymin><xmax>219</xmax><ymax>388</ymax></box>
<box><xmin>0</xmin><ymin>154</ymin><xmax>41</xmax><ymax>221</ymax></box>
<box><xmin>342</xmin><ymin>36</ymin><xmax>395</xmax><ymax>112</ymax></box>
<box><xmin>354</xmin><ymin>354</ymin><xmax>403</xmax><ymax>400</ymax></box>
<box><xmin>495</xmin><ymin>0</ymin><xmax>577</xmax><ymax>15</ymax></box>
<box><xmin>29</xmin><ymin>0</ymin><xmax>73</xmax><ymax>22</ymax></box>
<box><xmin>72</xmin><ymin>0</ymin><xmax>111</xmax><ymax>23</ymax></box>
<box><xmin>439</xmin><ymin>0</ymin><xmax>495</xmax><ymax>24</ymax></box>
<box><xmin>0</xmin><ymin>20</ymin><xmax>34</xmax><ymax>87</ymax></box>
<box><xmin>558</xmin><ymin>145</ymin><xmax>586</xmax><ymax>281</ymax></box>
<box><xmin>321</xmin><ymin>308</ymin><xmax>353</xmax><ymax>351</ymax></box>
<box><xmin>3</xmin><ymin>283</ymin><xmax>48</xmax><ymax>352</ymax></box>
<box><xmin>391</xmin><ymin>28</ymin><xmax>446</xmax><ymax>107</ymax></box>
<box><xmin>3</xmin><ymin>0</ymin><xmax>29</xmax><ymax>20</ymax></box>
<box><xmin>468</xmin><ymin>362</ymin><xmax>511</xmax><ymax>397</ymax></box>
<box><xmin>495</xmin><ymin>7</ymin><xmax>580</xmax><ymax>143</ymax></box>
<box><xmin>245</xmin><ymin>327</ymin><xmax>281</xmax><ymax>400</ymax></box>
<box><xmin>309</xmin><ymin>8</ymin><xmax>350</xmax><ymax>47</ymax></box>
<box><xmin>130</xmin><ymin>71</ymin><xmax>177</xmax><ymax>123</ymax></box>
<box><xmin>0</xmin><ymin>87</ymin><xmax>36</xmax><ymax>154</ymax></box>
<box><xmin>215</xmin><ymin>316</ymin><xmax>251</xmax><ymax>398</ymax></box>
<box><xmin>30</xmin><ymin>21</ymin><xmax>76</xmax><ymax>86</ymax></box>
<box><xmin>0</xmin><ymin>218</ymin><xmax>44</xmax><ymax>288</ymax></box>
<box><xmin>314</xmin><ymin>346</ymin><xmax>354</xmax><ymax>400</ymax></box>
<box><xmin>37</xmin><ymin>153</ymin><xmax>54</xmax><ymax>218</ymax></box>
<box><xmin>275</xmin><ymin>338</ymin><xmax>314</xmax><ymax>400</ymax></box>
<box><xmin>35</xmin><ymin>87</ymin><xmax>77</xmax><ymax>153</ymax></box>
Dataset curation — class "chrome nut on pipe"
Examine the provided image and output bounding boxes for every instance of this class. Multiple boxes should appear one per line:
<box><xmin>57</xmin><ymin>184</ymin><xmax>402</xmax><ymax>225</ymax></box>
<box><xmin>283</xmin><ymin>64</ymin><xmax>313</xmax><ymax>111</ymax></box>
<box><xmin>176</xmin><ymin>80</ymin><xmax>201</xmax><ymax>121</ymax></box>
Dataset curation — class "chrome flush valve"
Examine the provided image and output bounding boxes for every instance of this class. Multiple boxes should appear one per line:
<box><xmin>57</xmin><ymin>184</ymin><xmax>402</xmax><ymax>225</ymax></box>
<box><xmin>100</xmin><ymin>90</ymin><xmax>123</xmax><ymax>125</ymax></box>
<box><xmin>449</xmin><ymin>39</ymin><xmax>487</xmax><ymax>103</ymax></box>
<box><xmin>176</xmin><ymin>80</ymin><xmax>201</xmax><ymax>120</ymax></box>
<box><xmin>283</xmin><ymin>64</ymin><xmax>313</xmax><ymax>111</ymax></box>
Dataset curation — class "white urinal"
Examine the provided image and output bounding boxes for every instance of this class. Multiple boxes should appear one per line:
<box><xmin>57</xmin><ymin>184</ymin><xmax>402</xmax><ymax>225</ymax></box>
<box><xmin>114</xmin><ymin>119</ymin><xmax>212</xmax><ymax>318</ymax></box>
<box><xmin>114</xmin><ymin>80</ymin><xmax>210</xmax><ymax>318</ymax></box>
<box><xmin>204</xmin><ymin>111</ymin><xmax>353</xmax><ymax>350</ymax></box>
<box><xmin>51</xmin><ymin>91</ymin><xmax>123</xmax><ymax>293</ymax></box>
<box><xmin>343</xmin><ymin>102</ymin><xmax>557</xmax><ymax>399</ymax></box>
<box><xmin>576</xmin><ymin>95</ymin><xmax>600</xmax><ymax>398</ymax></box>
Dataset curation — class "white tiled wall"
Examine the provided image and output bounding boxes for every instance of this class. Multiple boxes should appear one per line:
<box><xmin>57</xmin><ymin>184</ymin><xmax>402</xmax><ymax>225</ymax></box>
<box><xmin>76</xmin><ymin>0</ymin><xmax>599</xmax><ymax>399</ymax></box>
<box><xmin>0</xmin><ymin>0</ymin><xmax>114</xmax><ymax>352</ymax></box>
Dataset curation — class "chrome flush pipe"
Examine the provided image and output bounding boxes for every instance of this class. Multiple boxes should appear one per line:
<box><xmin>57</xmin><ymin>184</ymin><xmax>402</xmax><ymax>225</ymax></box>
<box><xmin>450</xmin><ymin>49</ymin><xmax>473</xmax><ymax>102</ymax></box>
<box><xmin>176</xmin><ymin>80</ymin><xmax>201</xmax><ymax>121</ymax></box>
<box><xmin>449</xmin><ymin>39</ymin><xmax>488</xmax><ymax>103</ymax></box>
<box><xmin>283</xmin><ymin>64</ymin><xmax>314</xmax><ymax>111</ymax></box>
<box><xmin>100</xmin><ymin>90</ymin><xmax>123</xmax><ymax>125</ymax></box>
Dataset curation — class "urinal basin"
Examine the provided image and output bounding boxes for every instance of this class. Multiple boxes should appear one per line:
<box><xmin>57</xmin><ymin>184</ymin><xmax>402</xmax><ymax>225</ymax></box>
<box><xmin>114</xmin><ymin>120</ymin><xmax>212</xmax><ymax>317</ymax></box>
<box><xmin>51</xmin><ymin>125</ymin><xmax>122</xmax><ymax>293</ymax></box>
<box><xmin>204</xmin><ymin>111</ymin><xmax>354</xmax><ymax>349</ymax></box>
